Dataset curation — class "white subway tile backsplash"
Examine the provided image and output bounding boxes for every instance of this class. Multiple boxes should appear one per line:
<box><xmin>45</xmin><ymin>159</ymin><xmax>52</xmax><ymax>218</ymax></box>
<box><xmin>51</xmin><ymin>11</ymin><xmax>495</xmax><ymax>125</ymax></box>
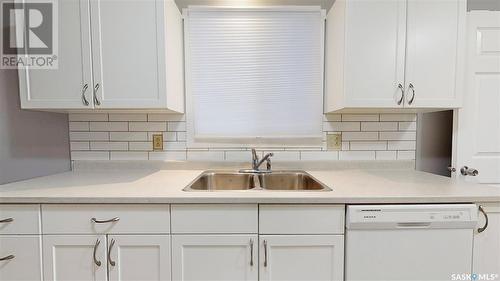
<box><xmin>70</xmin><ymin>132</ymin><xmax>109</xmax><ymax>141</ymax></box>
<box><xmin>324</xmin><ymin>122</ymin><xmax>360</xmax><ymax>132</ymax></box>
<box><xmin>90</xmin><ymin>122</ymin><xmax>128</xmax><ymax>132</ymax></box>
<box><xmin>70</xmin><ymin>142</ymin><xmax>90</xmax><ymax>151</ymax></box>
<box><xmin>342</xmin><ymin>132</ymin><xmax>378</xmax><ymax>141</ymax></box>
<box><xmin>380</xmin><ymin>114</ymin><xmax>417</xmax><ymax>122</ymax></box>
<box><xmin>110</xmin><ymin>152</ymin><xmax>148</xmax><ymax>160</ymax></box>
<box><xmin>399</xmin><ymin>122</ymin><xmax>417</xmax><ymax>131</ymax></box>
<box><xmin>109</xmin><ymin>114</ymin><xmax>147</xmax><ymax>122</ymax></box>
<box><xmin>168</xmin><ymin>122</ymin><xmax>186</xmax><ymax>132</ymax></box>
<box><xmin>110</xmin><ymin>132</ymin><xmax>148</xmax><ymax>141</ymax></box>
<box><xmin>148</xmin><ymin>114</ymin><xmax>185</xmax><ymax>122</ymax></box>
<box><xmin>397</xmin><ymin>150</ymin><xmax>416</xmax><ymax>160</ymax></box>
<box><xmin>69</xmin><ymin>122</ymin><xmax>89</xmax><ymax>131</ymax></box>
<box><xmin>300</xmin><ymin>151</ymin><xmax>339</xmax><ymax>161</ymax></box>
<box><xmin>342</xmin><ymin>114</ymin><xmax>379</xmax><ymax>122</ymax></box>
<box><xmin>339</xmin><ymin>151</ymin><xmax>376</xmax><ymax>160</ymax></box>
<box><xmin>379</xmin><ymin>131</ymin><xmax>417</xmax><ymax>141</ymax></box>
<box><xmin>149</xmin><ymin>151</ymin><xmax>187</xmax><ymax>161</ymax></box>
<box><xmin>69</xmin><ymin>113</ymin><xmax>108</xmax><ymax>122</ymax></box>
<box><xmin>349</xmin><ymin>141</ymin><xmax>387</xmax><ymax>151</ymax></box>
<box><xmin>376</xmin><ymin>151</ymin><xmax>397</xmax><ymax>160</ymax></box>
<box><xmin>90</xmin><ymin>142</ymin><xmax>128</xmax><ymax>151</ymax></box>
<box><xmin>361</xmin><ymin>122</ymin><xmax>398</xmax><ymax>131</ymax></box>
<box><xmin>71</xmin><ymin>151</ymin><xmax>109</xmax><ymax>160</ymax></box>
<box><xmin>129</xmin><ymin>122</ymin><xmax>167</xmax><ymax>132</ymax></box>
<box><xmin>187</xmin><ymin>151</ymin><xmax>225</xmax><ymax>161</ymax></box>
<box><xmin>69</xmin><ymin>113</ymin><xmax>417</xmax><ymax>162</ymax></box>
<box><xmin>388</xmin><ymin>141</ymin><xmax>417</xmax><ymax>150</ymax></box>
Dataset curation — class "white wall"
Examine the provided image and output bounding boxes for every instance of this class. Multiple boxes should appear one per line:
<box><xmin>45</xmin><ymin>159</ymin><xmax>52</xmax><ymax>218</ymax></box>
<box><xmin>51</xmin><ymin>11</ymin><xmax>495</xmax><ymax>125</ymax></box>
<box><xmin>0</xmin><ymin>68</ymin><xmax>71</xmax><ymax>184</ymax></box>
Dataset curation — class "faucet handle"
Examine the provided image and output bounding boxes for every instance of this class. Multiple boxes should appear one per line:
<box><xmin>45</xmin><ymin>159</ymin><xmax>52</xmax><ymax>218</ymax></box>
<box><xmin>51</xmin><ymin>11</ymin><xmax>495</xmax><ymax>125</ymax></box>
<box><xmin>266</xmin><ymin>157</ymin><xmax>272</xmax><ymax>171</ymax></box>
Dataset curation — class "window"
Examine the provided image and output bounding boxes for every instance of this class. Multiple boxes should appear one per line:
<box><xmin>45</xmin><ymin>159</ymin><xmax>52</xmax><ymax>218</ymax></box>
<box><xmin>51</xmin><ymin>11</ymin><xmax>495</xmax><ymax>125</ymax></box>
<box><xmin>185</xmin><ymin>7</ymin><xmax>325</xmax><ymax>147</ymax></box>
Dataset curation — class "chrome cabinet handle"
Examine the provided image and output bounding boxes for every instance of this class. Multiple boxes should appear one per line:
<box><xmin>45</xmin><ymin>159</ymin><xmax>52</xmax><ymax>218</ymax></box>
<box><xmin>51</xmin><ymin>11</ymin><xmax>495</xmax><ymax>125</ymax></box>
<box><xmin>0</xmin><ymin>218</ymin><xmax>14</xmax><ymax>223</ymax></box>
<box><xmin>93</xmin><ymin>83</ymin><xmax>101</xmax><ymax>106</ymax></box>
<box><xmin>407</xmin><ymin>83</ymin><xmax>415</xmax><ymax>105</ymax></box>
<box><xmin>93</xmin><ymin>239</ymin><xmax>101</xmax><ymax>267</ymax></box>
<box><xmin>91</xmin><ymin>217</ymin><xmax>119</xmax><ymax>224</ymax></box>
<box><xmin>249</xmin><ymin>239</ymin><xmax>254</xmax><ymax>266</ymax></box>
<box><xmin>0</xmin><ymin>255</ymin><xmax>15</xmax><ymax>261</ymax></box>
<box><xmin>478</xmin><ymin>205</ymin><xmax>489</xmax><ymax>233</ymax></box>
<box><xmin>81</xmin><ymin>84</ymin><xmax>89</xmax><ymax>106</ymax></box>
<box><xmin>397</xmin><ymin>84</ymin><xmax>405</xmax><ymax>105</ymax></box>
<box><xmin>263</xmin><ymin>240</ymin><xmax>268</xmax><ymax>267</ymax></box>
<box><xmin>107</xmin><ymin>238</ymin><xmax>116</xmax><ymax>267</ymax></box>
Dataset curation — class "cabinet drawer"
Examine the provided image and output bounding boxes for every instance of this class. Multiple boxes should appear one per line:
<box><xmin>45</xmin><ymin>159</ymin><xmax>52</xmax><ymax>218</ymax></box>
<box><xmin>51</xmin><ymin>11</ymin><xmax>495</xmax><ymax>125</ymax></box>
<box><xmin>171</xmin><ymin>204</ymin><xmax>258</xmax><ymax>234</ymax></box>
<box><xmin>259</xmin><ymin>205</ymin><xmax>345</xmax><ymax>234</ymax></box>
<box><xmin>42</xmin><ymin>204</ymin><xmax>170</xmax><ymax>234</ymax></box>
<box><xmin>0</xmin><ymin>205</ymin><xmax>40</xmax><ymax>235</ymax></box>
<box><xmin>0</xmin><ymin>236</ymin><xmax>42</xmax><ymax>281</ymax></box>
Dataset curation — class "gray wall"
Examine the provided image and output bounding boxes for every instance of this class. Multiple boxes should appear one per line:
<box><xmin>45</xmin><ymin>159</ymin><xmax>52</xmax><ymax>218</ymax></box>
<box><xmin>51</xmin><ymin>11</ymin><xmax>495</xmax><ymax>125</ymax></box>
<box><xmin>468</xmin><ymin>0</ymin><xmax>500</xmax><ymax>11</ymax></box>
<box><xmin>0</xmin><ymin>68</ymin><xmax>71</xmax><ymax>184</ymax></box>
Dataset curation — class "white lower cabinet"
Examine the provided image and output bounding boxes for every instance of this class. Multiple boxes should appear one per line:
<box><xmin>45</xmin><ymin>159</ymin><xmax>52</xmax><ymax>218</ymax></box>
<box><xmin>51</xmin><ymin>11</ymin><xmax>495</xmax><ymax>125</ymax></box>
<box><xmin>43</xmin><ymin>235</ymin><xmax>107</xmax><ymax>281</ymax></box>
<box><xmin>0</xmin><ymin>236</ymin><xmax>42</xmax><ymax>281</ymax></box>
<box><xmin>259</xmin><ymin>235</ymin><xmax>344</xmax><ymax>281</ymax></box>
<box><xmin>473</xmin><ymin>204</ymin><xmax>500</xmax><ymax>277</ymax></box>
<box><xmin>107</xmin><ymin>235</ymin><xmax>171</xmax><ymax>281</ymax></box>
<box><xmin>172</xmin><ymin>235</ymin><xmax>258</xmax><ymax>281</ymax></box>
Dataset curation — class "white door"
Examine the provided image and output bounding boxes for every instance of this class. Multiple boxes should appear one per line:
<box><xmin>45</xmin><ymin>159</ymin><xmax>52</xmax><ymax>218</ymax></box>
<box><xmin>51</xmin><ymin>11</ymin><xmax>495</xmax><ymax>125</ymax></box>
<box><xmin>473</xmin><ymin>204</ymin><xmax>500</xmax><ymax>278</ymax></box>
<box><xmin>107</xmin><ymin>235</ymin><xmax>171</xmax><ymax>281</ymax></box>
<box><xmin>171</xmin><ymin>235</ymin><xmax>258</xmax><ymax>281</ymax></box>
<box><xmin>260</xmin><ymin>235</ymin><xmax>344</xmax><ymax>281</ymax></box>
<box><xmin>405</xmin><ymin>0</ymin><xmax>465</xmax><ymax>108</ymax></box>
<box><xmin>18</xmin><ymin>0</ymin><xmax>93</xmax><ymax>109</ymax></box>
<box><xmin>456</xmin><ymin>12</ymin><xmax>500</xmax><ymax>184</ymax></box>
<box><xmin>0</xmin><ymin>236</ymin><xmax>42</xmax><ymax>281</ymax></box>
<box><xmin>344</xmin><ymin>0</ymin><xmax>406</xmax><ymax>108</ymax></box>
<box><xmin>43</xmin><ymin>235</ymin><xmax>107</xmax><ymax>281</ymax></box>
<box><xmin>90</xmin><ymin>0</ymin><xmax>166</xmax><ymax>109</ymax></box>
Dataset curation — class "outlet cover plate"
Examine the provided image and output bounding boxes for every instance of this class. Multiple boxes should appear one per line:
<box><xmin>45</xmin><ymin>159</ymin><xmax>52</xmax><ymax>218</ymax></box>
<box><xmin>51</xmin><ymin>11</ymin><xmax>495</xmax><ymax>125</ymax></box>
<box><xmin>327</xmin><ymin>134</ymin><xmax>342</xmax><ymax>150</ymax></box>
<box><xmin>153</xmin><ymin>134</ymin><xmax>163</xmax><ymax>151</ymax></box>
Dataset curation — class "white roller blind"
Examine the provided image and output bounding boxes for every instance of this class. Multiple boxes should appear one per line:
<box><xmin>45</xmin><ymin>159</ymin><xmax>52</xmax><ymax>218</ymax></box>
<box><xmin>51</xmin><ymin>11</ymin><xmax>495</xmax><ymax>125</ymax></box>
<box><xmin>185</xmin><ymin>7</ymin><xmax>325</xmax><ymax>146</ymax></box>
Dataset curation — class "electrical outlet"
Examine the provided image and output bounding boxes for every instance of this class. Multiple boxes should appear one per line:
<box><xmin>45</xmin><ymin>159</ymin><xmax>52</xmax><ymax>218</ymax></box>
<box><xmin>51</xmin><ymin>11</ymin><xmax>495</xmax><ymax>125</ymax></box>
<box><xmin>152</xmin><ymin>134</ymin><xmax>163</xmax><ymax>151</ymax></box>
<box><xmin>327</xmin><ymin>134</ymin><xmax>342</xmax><ymax>150</ymax></box>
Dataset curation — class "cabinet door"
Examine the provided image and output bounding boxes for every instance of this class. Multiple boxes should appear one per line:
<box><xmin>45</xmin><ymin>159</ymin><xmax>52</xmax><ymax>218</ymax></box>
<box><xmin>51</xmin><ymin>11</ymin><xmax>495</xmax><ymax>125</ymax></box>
<box><xmin>473</xmin><ymin>204</ymin><xmax>500</xmax><ymax>277</ymax></box>
<box><xmin>343</xmin><ymin>0</ymin><xmax>406</xmax><ymax>108</ymax></box>
<box><xmin>172</xmin><ymin>235</ymin><xmax>258</xmax><ymax>281</ymax></box>
<box><xmin>108</xmin><ymin>235</ymin><xmax>171</xmax><ymax>281</ymax></box>
<box><xmin>43</xmin><ymin>235</ymin><xmax>107</xmax><ymax>281</ymax></box>
<box><xmin>260</xmin><ymin>235</ymin><xmax>344</xmax><ymax>281</ymax></box>
<box><xmin>90</xmin><ymin>0</ymin><xmax>166</xmax><ymax>109</ymax></box>
<box><xmin>0</xmin><ymin>236</ymin><xmax>42</xmax><ymax>281</ymax></box>
<box><xmin>405</xmin><ymin>0</ymin><xmax>465</xmax><ymax>108</ymax></box>
<box><xmin>18</xmin><ymin>0</ymin><xmax>93</xmax><ymax>109</ymax></box>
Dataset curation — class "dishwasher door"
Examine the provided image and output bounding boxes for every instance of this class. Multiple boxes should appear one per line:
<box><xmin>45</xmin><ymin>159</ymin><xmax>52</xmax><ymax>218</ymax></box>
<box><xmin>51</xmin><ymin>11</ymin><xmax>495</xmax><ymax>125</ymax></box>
<box><xmin>345</xmin><ymin>204</ymin><xmax>478</xmax><ymax>281</ymax></box>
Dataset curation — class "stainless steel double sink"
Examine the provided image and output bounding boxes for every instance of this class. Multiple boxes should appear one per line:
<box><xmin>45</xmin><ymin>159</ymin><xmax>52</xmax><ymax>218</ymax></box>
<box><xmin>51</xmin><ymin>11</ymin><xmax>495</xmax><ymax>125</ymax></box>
<box><xmin>183</xmin><ymin>170</ymin><xmax>331</xmax><ymax>192</ymax></box>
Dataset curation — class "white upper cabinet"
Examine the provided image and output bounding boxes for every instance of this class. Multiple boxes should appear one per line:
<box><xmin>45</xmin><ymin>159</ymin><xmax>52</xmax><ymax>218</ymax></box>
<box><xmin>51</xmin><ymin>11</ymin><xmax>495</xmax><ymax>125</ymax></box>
<box><xmin>325</xmin><ymin>0</ymin><xmax>465</xmax><ymax>112</ymax></box>
<box><xmin>18</xmin><ymin>0</ymin><xmax>93</xmax><ymax>109</ymax></box>
<box><xmin>18</xmin><ymin>0</ymin><xmax>184</xmax><ymax>112</ymax></box>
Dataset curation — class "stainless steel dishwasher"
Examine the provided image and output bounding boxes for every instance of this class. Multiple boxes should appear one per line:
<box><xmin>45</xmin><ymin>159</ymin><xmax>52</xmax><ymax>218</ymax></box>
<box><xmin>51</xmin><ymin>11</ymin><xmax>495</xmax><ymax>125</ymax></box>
<box><xmin>345</xmin><ymin>204</ymin><xmax>478</xmax><ymax>281</ymax></box>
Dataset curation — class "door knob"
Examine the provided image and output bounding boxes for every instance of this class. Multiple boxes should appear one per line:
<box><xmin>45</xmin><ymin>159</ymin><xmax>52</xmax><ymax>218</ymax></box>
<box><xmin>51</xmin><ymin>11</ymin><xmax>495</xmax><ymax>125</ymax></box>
<box><xmin>460</xmin><ymin>166</ymin><xmax>479</xmax><ymax>176</ymax></box>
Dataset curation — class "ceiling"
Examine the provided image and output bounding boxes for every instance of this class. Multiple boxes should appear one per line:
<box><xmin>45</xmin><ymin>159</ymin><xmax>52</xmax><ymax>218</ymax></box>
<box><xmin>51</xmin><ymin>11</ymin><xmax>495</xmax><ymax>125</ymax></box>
<box><xmin>174</xmin><ymin>0</ymin><xmax>335</xmax><ymax>11</ymax></box>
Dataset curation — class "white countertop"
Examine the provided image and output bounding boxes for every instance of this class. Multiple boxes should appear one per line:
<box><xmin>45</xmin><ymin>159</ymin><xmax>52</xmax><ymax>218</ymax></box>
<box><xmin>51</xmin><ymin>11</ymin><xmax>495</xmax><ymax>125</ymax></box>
<box><xmin>1</xmin><ymin>166</ymin><xmax>499</xmax><ymax>204</ymax></box>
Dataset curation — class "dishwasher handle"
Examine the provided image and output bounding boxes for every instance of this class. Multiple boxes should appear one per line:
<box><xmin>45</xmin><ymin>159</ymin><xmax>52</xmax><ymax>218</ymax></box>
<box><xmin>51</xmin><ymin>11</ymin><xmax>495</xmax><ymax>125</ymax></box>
<box><xmin>396</xmin><ymin>222</ymin><xmax>432</xmax><ymax>228</ymax></box>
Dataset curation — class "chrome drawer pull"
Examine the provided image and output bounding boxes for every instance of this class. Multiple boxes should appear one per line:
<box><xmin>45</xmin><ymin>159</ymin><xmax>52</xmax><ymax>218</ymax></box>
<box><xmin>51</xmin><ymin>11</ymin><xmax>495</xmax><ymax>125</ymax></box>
<box><xmin>0</xmin><ymin>255</ymin><xmax>15</xmax><ymax>261</ymax></box>
<box><xmin>407</xmin><ymin>83</ymin><xmax>415</xmax><ymax>105</ymax></box>
<box><xmin>249</xmin><ymin>239</ymin><xmax>254</xmax><ymax>266</ymax></box>
<box><xmin>108</xmin><ymin>238</ymin><xmax>116</xmax><ymax>267</ymax></box>
<box><xmin>397</xmin><ymin>84</ymin><xmax>405</xmax><ymax>105</ymax></box>
<box><xmin>91</xmin><ymin>217</ymin><xmax>120</xmax><ymax>224</ymax></box>
<box><xmin>0</xmin><ymin>218</ymin><xmax>14</xmax><ymax>223</ymax></box>
<box><xmin>93</xmin><ymin>239</ymin><xmax>101</xmax><ymax>267</ymax></box>
<box><xmin>263</xmin><ymin>240</ymin><xmax>268</xmax><ymax>267</ymax></box>
<box><xmin>478</xmin><ymin>205</ymin><xmax>488</xmax><ymax>233</ymax></box>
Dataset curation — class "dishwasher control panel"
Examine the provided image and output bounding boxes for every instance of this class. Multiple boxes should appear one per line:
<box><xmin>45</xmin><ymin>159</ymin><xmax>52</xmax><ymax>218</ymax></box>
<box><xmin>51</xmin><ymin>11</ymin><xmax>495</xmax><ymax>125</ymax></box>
<box><xmin>346</xmin><ymin>204</ymin><xmax>478</xmax><ymax>230</ymax></box>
